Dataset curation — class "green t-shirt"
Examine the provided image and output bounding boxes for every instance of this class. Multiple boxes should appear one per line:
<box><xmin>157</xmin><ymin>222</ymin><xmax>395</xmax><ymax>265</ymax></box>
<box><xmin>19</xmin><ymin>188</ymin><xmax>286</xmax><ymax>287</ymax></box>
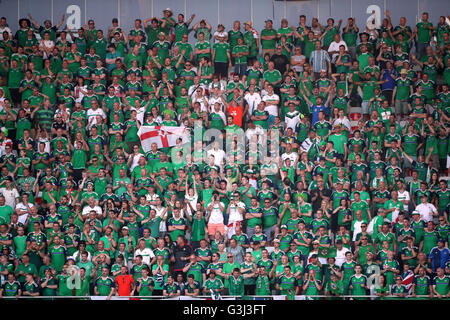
<box><xmin>213</xmin><ymin>42</ymin><xmax>230</xmax><ymax>63</ymax></box>
<box><xmin>261</xmin><ymin>29</ymin><xmax>277</xmax><ymax>49</ymax></box>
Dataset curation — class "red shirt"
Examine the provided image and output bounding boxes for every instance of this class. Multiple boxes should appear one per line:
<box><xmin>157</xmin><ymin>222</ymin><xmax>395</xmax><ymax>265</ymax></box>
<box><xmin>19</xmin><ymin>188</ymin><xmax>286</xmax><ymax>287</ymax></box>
<box><xmin>227</xmin><ymin>105</ymin><xmax>243</xmax><ymax>127</ymax></box>
<box><xmin>115</xmin><ymin>274</ymin><xmax>134</xmax><ymax>296</ymax></box>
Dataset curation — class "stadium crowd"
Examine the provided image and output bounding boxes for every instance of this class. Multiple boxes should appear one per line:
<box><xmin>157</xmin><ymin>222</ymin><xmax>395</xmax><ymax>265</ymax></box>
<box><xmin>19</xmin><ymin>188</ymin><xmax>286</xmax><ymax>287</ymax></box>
<box><xmin>0</xmin><ymin>7</ymin><xmax>448</xmax><ymax>300</ymax></box>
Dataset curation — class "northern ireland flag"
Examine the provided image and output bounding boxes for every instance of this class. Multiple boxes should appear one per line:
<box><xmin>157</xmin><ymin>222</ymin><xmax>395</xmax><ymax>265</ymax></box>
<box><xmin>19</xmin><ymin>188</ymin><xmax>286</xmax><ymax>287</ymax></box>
<box><xmin>138</xmin><ymin>126</ymin><xmax>190</xmax><ymax>152</ymax></box>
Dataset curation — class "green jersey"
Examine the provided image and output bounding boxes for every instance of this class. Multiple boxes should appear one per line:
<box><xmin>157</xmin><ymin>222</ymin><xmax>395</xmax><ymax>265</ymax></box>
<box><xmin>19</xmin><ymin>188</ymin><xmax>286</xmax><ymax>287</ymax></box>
<box><xmin>349</xmin><ymin>274</ymin><xmax>367</xmax><ymax>298</ymax></box>
<box><xmin>255</xmin><ymin>274</ymin><xmax>271</xmax><ymax>296</ymax></box>
<box><xmin>213</xmin><ymin>42</ymin><xmax>230</xmax><ymax>63</ymax></box>
<box><xmin>413</xmin><ymin>275</ymin><xmax>431</xmax><ymax>296</ymax></box>
<box><xmin>2</xmin><ymin>281</ymin><xmax>20</xmax><ymax>296</ymax></box>
<box><xmin>203</xmin><ymin>278</ymin><xmax>224</xmax><ymax>294</ymax></box>
<box><xmin>227</xmin><ymin>274</ymin><xmax>245</xmax><ymax>296</ymax></box>
<box><xmin>433</xmin><ymin>275</ymin><xmax>449</xmax><ymax>295</ymax></box>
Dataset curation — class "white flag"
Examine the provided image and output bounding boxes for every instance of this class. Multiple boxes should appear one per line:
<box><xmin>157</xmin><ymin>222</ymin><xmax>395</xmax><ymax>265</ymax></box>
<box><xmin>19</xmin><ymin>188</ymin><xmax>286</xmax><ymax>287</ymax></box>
<box><xmin>137</xmin><ymin>126</ymin><xmax>190</xmax><ymax>152</ymax></box>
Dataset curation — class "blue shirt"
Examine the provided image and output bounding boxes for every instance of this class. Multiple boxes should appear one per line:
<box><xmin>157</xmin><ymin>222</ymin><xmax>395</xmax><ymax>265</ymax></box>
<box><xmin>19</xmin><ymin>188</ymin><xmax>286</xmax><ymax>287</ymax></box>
<box><xmin>429</xmin><ymin>246</ymin><xmax>450</xmax><ymax>272</ymax></box>
<box><xmin>381</xmin><ymin>69</ymin><xmax>397</xmax><ymax>91</ymax></box>
<box><xmin>311</xmin><ymin>104</ymin><xmax>330</xmax><ymax>125</ymax></box>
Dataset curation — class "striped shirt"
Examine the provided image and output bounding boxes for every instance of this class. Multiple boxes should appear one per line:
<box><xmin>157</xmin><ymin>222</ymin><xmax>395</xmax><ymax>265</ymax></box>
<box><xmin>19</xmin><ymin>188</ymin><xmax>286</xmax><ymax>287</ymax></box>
<box><xmin>309</xmin><ymin>49</ymin><xmax>331</xmax><ymax>73</ymax></box>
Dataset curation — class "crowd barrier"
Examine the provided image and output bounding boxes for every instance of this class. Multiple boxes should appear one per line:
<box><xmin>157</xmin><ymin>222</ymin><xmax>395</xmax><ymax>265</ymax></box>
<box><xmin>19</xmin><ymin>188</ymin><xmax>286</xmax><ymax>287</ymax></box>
<box><xmin>0</xmin><ymin>295</ymin><xmax>435</xmax><ymax>300</ymax></box>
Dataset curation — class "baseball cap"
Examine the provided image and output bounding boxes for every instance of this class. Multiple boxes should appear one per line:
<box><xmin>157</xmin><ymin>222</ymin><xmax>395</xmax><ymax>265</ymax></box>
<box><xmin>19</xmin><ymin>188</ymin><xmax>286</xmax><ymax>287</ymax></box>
<box><xmin>163</xmin><ymin>8</ymin><xmax>172</xmax><ymax>13</ymax></box>
<box><xmin>280</xmin><ymin>225</ymin><xmax>288</xmax><ymax>230</ymax></box>
<box><xmin>411</xmin><ymin>210</ymin><xmax>420</xmax><ymax>215</ymax></box>
<box><xmin>122</xmin><ymin>226</ymin><xmax>129</xmax><ymax>230</ymax></box>
<box><xmin>265</xmin><ymin>19</ymin><xmax>273</xmax><ymax>23</ymax></box>
<box><xmin>0</xmin><ymin>127</ymin><xmax>8</xmax><ymax>136</ymax></box>
<box><xmin>336</xmin><ymin>239</ymin><xmax>343</xmax><ymax>244</ymax></box>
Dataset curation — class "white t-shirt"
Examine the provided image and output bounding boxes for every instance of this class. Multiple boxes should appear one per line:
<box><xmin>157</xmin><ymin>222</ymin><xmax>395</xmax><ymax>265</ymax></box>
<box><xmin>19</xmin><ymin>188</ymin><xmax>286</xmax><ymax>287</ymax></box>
<box><xmin>245</xmin><ymin>126</ymin><xmax>264</xmax><ymax>145</ymax></box>
<box><xmin>328</xmin><ymin>40</ymin><xmax>348</xmax><ymax>53</ymax></box>
<box><xmin>0</xmin><ymin>27</ymin><xmax>12</xmax><ymax>40</ymax></box>
<box><xmin>415</xmin><ymin>203</ymin><xmax>437</xmax><ymax>222</ymax></box>
<box><xmin>207</xmin><ymin>148</ymin><xmax>226</xmax><ymax>167</ymax></box>
<box><xmin>188</xmin><ymin>83</ymin><xmax>207</xmax><ymax>100</ymax></box>
<box><xmin>146</xmin><ymin>193</ymin><xmax>160</xmax><ymax>203</ymax></box>
<box><xmin>208</xmin><ymin>202</ymin><xmax>224</xmax><ymax>224</ymax></box>
<box><xmin>281</xmin><ymin>152</ymin><xmax>298</xmax><ymax>164</ymax></box>
<box><xmin>262</xmin><ymin>93</ymin><xmax>279</xmax><ymax>116</ymax></box>
<box><xmin>213</xmin><ymin>31</ymin><xmax>228</xmax><ymax>43</ymax></box>
<box><xmin>130</xmin><ymin>106</ymin><xmax>146</xmax><ymax>124</ymax></box>
<box><xmin>333</xmin><ymin>117</ymin><xmax>351</xmax><ymax>131</ymax></box>
<box><xmin>352</xmin><ymin>220</ymin><xmax>365</xmax><ymax>241</ymax></box>
<box><xmin>86</xmin><ymin>108</ymin><xmax>106</xmax><ymax>127</ymax></box>
<box><xmin>244</xmin><ymin>92</ymin><xmax>262</xmax><ymax>115</ymax></box>
<box><xmin>397</xmin><ymin>190</ymin><xmax>410</xmax><ymax>212</ymax></box>
<box><xmin>228</xmin><ymin>201</ymin><xmax>245</xmax><ymax>223</ymax></box>
<box><xmin>208</xmin><ymin>81</ymin><xmax>226</xmax><ymax>92</ymax></box>
<box><xmin>0</xmin><ymin>188</ymin><xmax>19</xmax><ymax>209</ymax></box>
<box><xmin>329</xmin><ymin>42</ymin><xmax>349</xmax><ymax>63</ymax></box>
<box><xmin>284</xmin><ymin>111</ymin><xmax>301</xmax><ymax>131</ymax></box>
<box><xmin>192</xmin><ymin>96</ymin><xmax>208</xmax><ymax>112</ymax></box>
<box><xmin>134</xmin><ymin>248</ymin><xmax>155</xmax><ymax>266</ymax></box>
<box><xmin>82</xmin><ymin>205</ymin><xmax>102</xmax><ymax>216</ymax></box>
<box><xmin>15</xmin><ymin>202</ymin><xmax>35</xmax><ymax>225</ymax></box>
<box><xmin>41</xmin><ymin>40</ymin><xmax>55</xmax><ymax>59</ymax></box>
<box><xmin>75</xmin><ymin>85</ymin><xmax>87</xmax><ymax>103</ymax></box>
<box><xmin>185</xmin><ymin>193</ymin><xmax>198</xmax><ymax>216</ymax></box>
<box><xmin>208</xmin><ymin>96</ymin><xmax>225</xmax><ymax>111</ymax></box>
<box><xmin>335</xmin><ymin>247</ymin><xmax>351</xmax><ymax>267</ymax></box>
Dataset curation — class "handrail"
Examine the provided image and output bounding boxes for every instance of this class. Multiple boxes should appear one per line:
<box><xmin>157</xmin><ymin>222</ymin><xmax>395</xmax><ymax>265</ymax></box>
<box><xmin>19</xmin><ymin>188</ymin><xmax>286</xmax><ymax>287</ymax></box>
<box><xmin>0</xmin><ymin>294</ymin><xmax>435</xmax><ymax>299</ymax></box>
